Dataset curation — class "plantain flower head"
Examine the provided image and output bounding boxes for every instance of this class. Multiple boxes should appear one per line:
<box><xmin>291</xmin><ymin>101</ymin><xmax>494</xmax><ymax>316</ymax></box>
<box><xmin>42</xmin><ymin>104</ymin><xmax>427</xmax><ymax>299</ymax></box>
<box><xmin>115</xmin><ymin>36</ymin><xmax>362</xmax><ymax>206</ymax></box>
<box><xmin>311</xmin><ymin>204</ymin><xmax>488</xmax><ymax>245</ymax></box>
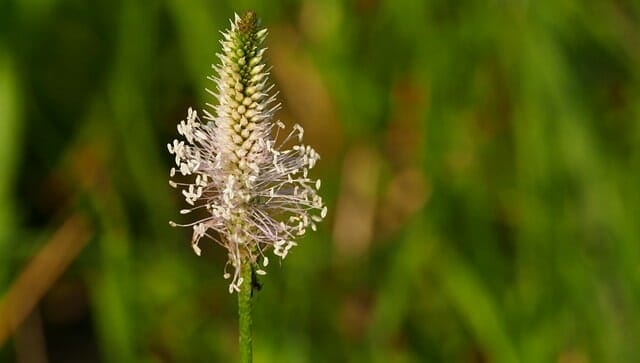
<box><xmin>168</xmin><ymin>11</ymin><xmax>326</xmax><ymax>293</ymax></box>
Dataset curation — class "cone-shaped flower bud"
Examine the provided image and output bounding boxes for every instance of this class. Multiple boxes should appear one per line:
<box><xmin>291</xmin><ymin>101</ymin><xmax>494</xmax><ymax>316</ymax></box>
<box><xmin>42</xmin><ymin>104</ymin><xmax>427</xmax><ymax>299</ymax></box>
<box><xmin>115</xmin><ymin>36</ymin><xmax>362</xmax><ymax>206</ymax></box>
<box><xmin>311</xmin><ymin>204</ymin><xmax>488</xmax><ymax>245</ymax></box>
<box><xmin>168</xmin><ymin>11</ymin><xmax>326</xmax><ymax>293</ymax></box>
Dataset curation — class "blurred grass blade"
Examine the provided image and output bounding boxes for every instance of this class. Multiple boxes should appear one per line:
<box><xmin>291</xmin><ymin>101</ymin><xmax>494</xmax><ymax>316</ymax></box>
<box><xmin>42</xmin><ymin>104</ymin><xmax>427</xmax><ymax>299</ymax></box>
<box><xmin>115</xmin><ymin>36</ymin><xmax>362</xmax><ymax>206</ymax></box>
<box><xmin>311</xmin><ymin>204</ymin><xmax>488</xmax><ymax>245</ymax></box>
<box><xmin>166</xmin><ymin>0</ymin><xmax>221</xmax><ymax>100</ymax></box>
<box><xmin>0</xmin><ymin>214</ymin><xmax>91</xmax><ymax>346</ymax></box>
<box><xmin>0</xmin><ymin>50</ymin><xmax>22</xmax><ymax>291</ymax></box>
<box><xmin>434</xmin><ymin>246</ymin><xmax>519</xmax><ymax>363</ymax></box>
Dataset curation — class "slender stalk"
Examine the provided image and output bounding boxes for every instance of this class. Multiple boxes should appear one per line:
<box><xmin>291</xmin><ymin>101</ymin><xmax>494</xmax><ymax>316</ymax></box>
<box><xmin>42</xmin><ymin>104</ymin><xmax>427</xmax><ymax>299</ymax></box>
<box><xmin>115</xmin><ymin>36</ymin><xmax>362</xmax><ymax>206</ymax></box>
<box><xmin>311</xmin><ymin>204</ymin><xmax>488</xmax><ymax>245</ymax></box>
<box><xmin>238</xmin><ymin>259</ymin><xmax>253</xmax><ymax>363</ymax></box>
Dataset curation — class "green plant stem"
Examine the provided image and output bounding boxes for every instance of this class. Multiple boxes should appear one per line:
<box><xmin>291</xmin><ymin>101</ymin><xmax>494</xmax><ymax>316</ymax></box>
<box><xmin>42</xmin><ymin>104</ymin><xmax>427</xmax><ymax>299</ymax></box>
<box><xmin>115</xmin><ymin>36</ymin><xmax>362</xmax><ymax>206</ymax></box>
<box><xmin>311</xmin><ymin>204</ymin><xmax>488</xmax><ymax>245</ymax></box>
<box><xmin>238</xmin><ymin>259</ymin><xmax>253</xmax><ymax>363</ymax></box>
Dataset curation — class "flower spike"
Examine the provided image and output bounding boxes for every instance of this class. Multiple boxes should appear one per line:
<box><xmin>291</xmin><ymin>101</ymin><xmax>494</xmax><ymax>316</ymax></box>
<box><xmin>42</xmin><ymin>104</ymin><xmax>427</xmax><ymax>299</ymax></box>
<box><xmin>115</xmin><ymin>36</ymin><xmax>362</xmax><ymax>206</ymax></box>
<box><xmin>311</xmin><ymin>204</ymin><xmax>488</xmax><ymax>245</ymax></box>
<box><xmin>168</xmin><ymin>11</ymin><xmax>326</xmax><ymax>293</ymax></box>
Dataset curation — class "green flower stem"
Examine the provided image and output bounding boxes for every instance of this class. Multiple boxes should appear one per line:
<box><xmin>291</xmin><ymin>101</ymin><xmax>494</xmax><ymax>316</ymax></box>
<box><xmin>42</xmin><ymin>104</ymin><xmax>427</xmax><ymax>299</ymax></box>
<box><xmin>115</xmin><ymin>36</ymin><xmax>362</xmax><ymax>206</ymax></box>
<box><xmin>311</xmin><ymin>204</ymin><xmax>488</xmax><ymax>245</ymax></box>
<box><xmin>238</xmin><ymin>259</ymin><xmax>253</xmax><ymax>363</ymax></box>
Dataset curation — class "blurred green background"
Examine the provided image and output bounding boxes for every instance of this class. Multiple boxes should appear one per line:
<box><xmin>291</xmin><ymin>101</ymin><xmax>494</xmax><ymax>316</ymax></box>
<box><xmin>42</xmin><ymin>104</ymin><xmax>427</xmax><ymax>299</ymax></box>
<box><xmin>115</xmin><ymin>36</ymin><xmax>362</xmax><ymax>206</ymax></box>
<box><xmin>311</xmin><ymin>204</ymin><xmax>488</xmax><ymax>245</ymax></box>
<box><xmin>1</xmin><ymin>0</ymin><xmax>639</xmax><ymax>362</ymax></box>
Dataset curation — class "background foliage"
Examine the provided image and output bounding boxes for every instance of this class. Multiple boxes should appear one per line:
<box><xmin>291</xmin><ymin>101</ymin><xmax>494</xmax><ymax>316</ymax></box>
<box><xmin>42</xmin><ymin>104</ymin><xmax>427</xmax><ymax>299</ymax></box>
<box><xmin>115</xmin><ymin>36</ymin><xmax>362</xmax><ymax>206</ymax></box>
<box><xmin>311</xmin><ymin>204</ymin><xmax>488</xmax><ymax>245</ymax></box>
<box><xmin>1</xmin><ymin>0</ymin><xmax>639</xmax><ymax>362</ymax></box>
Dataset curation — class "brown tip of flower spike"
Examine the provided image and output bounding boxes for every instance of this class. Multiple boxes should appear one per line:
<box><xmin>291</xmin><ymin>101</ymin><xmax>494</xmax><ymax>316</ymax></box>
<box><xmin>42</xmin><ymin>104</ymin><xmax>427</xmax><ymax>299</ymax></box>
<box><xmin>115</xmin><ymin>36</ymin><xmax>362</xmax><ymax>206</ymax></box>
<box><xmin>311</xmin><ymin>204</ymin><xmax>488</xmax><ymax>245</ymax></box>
<box><xmin>238</xmin><ymin>10</ymin><xmax>259</xmax><ymax>34</ymax></box>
